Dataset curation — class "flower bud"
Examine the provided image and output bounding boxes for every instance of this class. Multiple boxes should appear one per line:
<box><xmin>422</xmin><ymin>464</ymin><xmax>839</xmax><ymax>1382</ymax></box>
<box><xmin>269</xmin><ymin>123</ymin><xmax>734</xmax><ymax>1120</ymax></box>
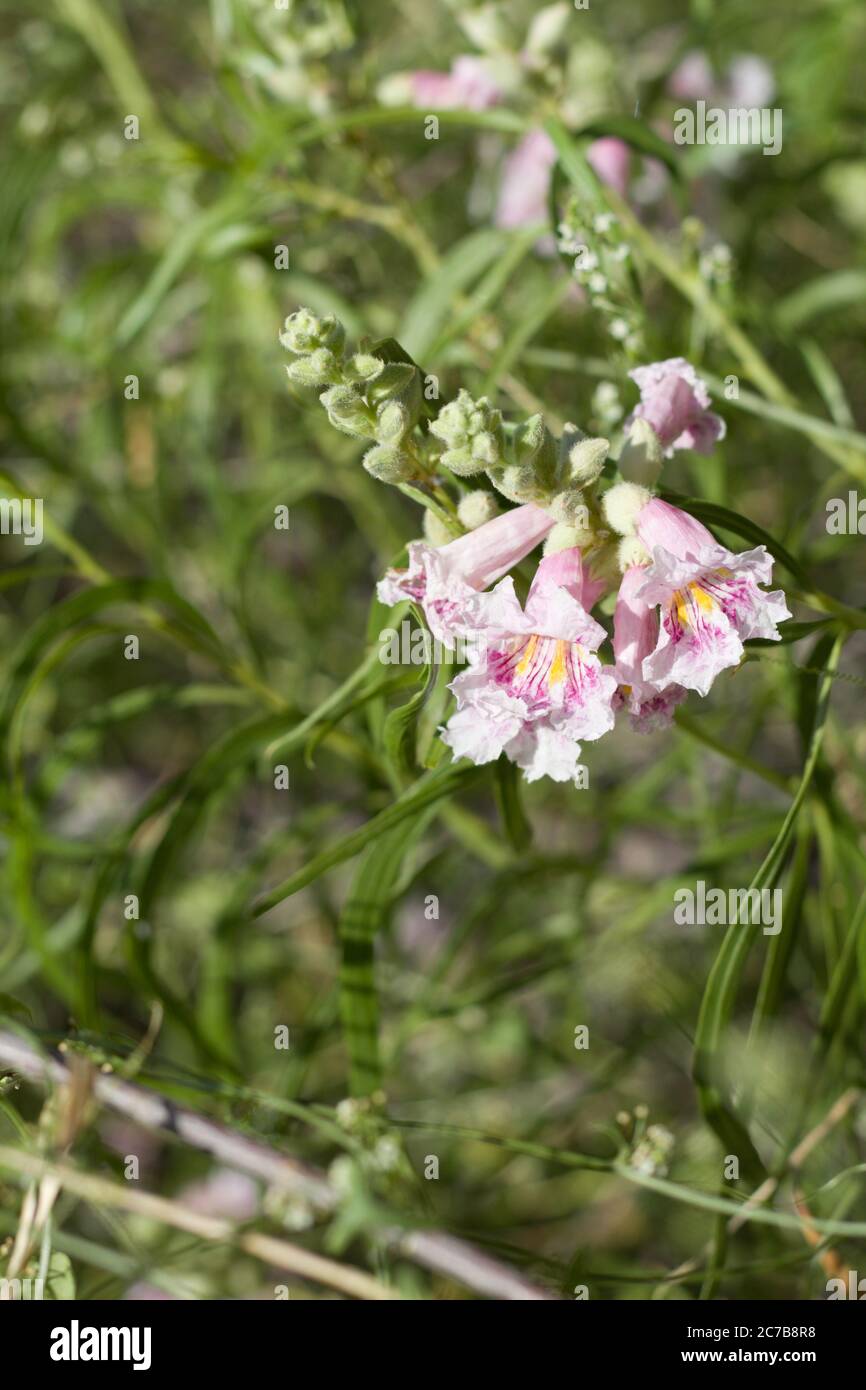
<box><xmin>547</xmin><ymin>488</ymin><xmax>592</xmax><ymax>532</ymax></box>
<box><xmin>343</xmin><ymin>353</ymin><xmax>385</xmax><ymax>384</ymax></box>
<box><xmin>562</xmin><ymin>433</ymin><xmax>609</xmax><ymax>487</ymax></box>
<box><xmin>457</xmin><ymin>490</ymin><xmax>500</xmax><ymax>530</ymax></box>
<box><xmin>367</xmin><ymin>363</ymin><xmax>417</xmax><ymax>405</ymax></box>
<box><xmin>488</xmin><ymin>463</ymin><xmax>545</xmax><ymax>503</ymax></box>
<box><xmin>319</xmin><ymin>385</ymin><xmax>376</xmax><ymax>439</ymax></box>
<box><xmin>280</xmin><ymin>307</ymin><xmax>344</xmax><ymax>356</ymax></box>
<box><xmin>376</xmin><ymin>398</ymin><xmax>411</xmax><ymax>444</ymax></box>
<box><xmin>511</xmin><ymin>413</ymin><xmax>557</xmax><ymax>488</ymax></box>
<box><xmin>525</xmin><ymin>2</ymin><xmax>571</xmax><ymax>56</ymax></box>
<box><xmin>544</xmin><ymin>521</ymin><xmax>589</xmax><ymax>555</ymax></box>
<box><xmin>362</xmin><ymin>443</ymin><xmax>416</xmax><ymax>483</ymax></box>
<box><xmin>601</xmin><ymin>480</ymin><xmax>651</xmax><ymax>536</ymax></box>
<box><xmin>431</xmin><ymin>389</ymin><xmax>503</xmax><ymax>477</ymax></box>
<box><xmin>284</xmin><ymin>348</ymin><xmax>341</xmax><ymax>388</ymax></box>
<box><xmin>617</xmin><ymin>416</ymin><xmax>663</xmax><ymax>486</ymax></box>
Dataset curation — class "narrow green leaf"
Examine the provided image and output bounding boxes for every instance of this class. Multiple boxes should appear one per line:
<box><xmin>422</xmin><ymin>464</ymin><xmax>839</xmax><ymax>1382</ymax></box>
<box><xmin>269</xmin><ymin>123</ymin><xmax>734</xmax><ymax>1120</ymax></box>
<box><xmin>253</xmin><ymin>762</ymin><xmax>481</xmax><ymax>916</ymax></box>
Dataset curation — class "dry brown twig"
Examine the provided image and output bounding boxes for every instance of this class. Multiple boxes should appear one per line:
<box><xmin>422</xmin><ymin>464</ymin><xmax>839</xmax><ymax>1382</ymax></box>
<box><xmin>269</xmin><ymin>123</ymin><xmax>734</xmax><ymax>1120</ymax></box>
<box><xmin>0</xmin><ymin>1030</ymin><xmax>557</xmax><ymax>1301</ymax></box>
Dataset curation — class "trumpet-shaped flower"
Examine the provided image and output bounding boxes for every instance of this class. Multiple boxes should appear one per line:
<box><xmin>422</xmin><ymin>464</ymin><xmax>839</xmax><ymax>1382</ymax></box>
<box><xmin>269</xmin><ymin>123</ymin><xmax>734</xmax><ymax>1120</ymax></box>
<box><xmin>613</xmin><ymin>565</ymin><xmax>687</xmax><ymax>730</ymax></box>
<box><xmin>377</xmin><ymin>502</ymin><xmax>554</xmax><ymax>648</ymax></box>
<box><xmin>632</xmin><ymin>498</ymin><xmax>790</xmax><ymax>697</ymax></box>
<box><xmin>441</xmin><ymin>547</ymin><xmax>617</xmax><ymax>784</ymax></box>
<box><xmin>627</xmin><ymin>358</ymin><xmax>725</xmax><ymax>457</ymax></box>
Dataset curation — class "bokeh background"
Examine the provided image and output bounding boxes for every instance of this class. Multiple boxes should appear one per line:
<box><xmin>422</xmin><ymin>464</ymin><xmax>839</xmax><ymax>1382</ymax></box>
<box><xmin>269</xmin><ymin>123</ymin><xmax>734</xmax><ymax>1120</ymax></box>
<box><xmin>1</xmin><ymin>0</ymin><xmax>865</xmax><ymax>1300</ymax></box>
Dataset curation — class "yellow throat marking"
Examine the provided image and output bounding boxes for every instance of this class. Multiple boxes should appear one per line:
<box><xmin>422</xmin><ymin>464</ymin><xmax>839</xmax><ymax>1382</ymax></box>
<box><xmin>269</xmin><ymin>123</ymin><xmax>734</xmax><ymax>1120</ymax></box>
<box><xmin>675</xmin><ymin>582</ymin><xmax>714</xmax><ymax>627</ymax></box>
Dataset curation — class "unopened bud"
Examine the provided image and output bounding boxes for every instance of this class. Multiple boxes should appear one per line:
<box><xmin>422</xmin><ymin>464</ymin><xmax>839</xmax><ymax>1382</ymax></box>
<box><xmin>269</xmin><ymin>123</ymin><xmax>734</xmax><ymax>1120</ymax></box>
<box><xmin>285</xmin><ymin>348</ymin><xmax>341</xmax><ymax>387</ymax></box>
<box><xmin>547</xmin><ymin>488</ymin><xmax>591</xmax><ymax>532</ymax></box>
<box><xmin>376</xmin><ymin>398</ymin><xmax>411</xmax><ymax>444</ymax></box>
<box><xmin>431</xmin><ymin>389</ymin><xmax>503</xmax><ymax>476</ymax></box>
<box><xmin>362</xmin><ymin>443</ymin><xmax>416</xmax><ymax>483</ymax></box>
<box><xmin>602</xmin><ymin>481</ymin><xmax>651</xmax><ymax>536</ymax></box>
<box><xmin>280</xmin><ymin>306</ymin><xmax>344</xmax><ymax>356</ymax></box>
<box><xmin>343</xmin><ymin>353</ymin><xmax>385</xmax><ymax>384</ymax></box>
<box><xmin>457</xmin><ymin>490</ymin><xmax>500</xmax><ymax>530</ymax></box>
<box><xmin>319</xmin><ymin>385</ymin><xmax>376</xmax><ymax>439</ymax></box>
<box><xmin>565</xmin><ymin>435</ymin><xmax>609</xmax><ymax>487</ymax></box>
<box><xmin>618</xmin><ymin>417</ymin><xmax>663</xmax><ymax>486</ymax></box>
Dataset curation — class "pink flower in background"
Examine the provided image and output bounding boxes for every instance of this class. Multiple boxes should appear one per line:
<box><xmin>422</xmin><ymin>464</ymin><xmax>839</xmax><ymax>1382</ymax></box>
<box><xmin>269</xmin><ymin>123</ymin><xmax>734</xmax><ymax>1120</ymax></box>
<box><xmin>727</xmin><ymin>55</ymin><xmax>775</xmax><ymax>108</ymax></box>
<box><xmin>441</xmin><ymin>547</ymin><xmax>617</xmax><ymax>784</ymax></box>
<box><xmin>496</xmin><ymin>130</ymin><xmax>632</xmax><ymax>229</ymax></box>
<box><xmin>669</xmin><ymin>51</ymin><xmax>774</xmax><ymax>108</ymax></box>
<box><xmin>668</xmin><ymin>50</ymin><xmax>714</xmax><ymax>101</ymax></box>
<box><xmin>613</xmin><ymin>564</ymin><xmax>687</xmax><ymax>730</ymax></box>
<box><xmin>627</xmin><ymin>358</ymin><xmax>725</xmax><ymax>456</ymax></box>
<box><xmin>378</xmin><ymin>502</ymin><xmax>554</xmax><ymax>648</ymax></box>
<box><xmin>495</xmin><ymin>128</ymin><xmax>559</xmax><ymax>229</ymax></box>
<box><xmin>587</xmin><ymin>136</ymin><xmax>631</xmax><ymax>197</ymax></box>
<box><xmin>182</xmin><ymin>1168</ymin><xmax>259</xmax><ymax>1222</ymax></box>
<box><xmin>410</xmin><ymin>56</ymin><xmax>503</xmax><ymax>111</ymax></box>
<box><xmin>632</xmin><ymin>498</ymin><xmax>790</xmax><ymax>697</ymax></box>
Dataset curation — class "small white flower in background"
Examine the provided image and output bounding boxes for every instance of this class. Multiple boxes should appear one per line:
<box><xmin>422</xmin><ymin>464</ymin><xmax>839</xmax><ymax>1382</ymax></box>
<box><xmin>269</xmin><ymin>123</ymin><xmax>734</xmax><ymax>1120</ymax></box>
<box><xmin>699</xmin><ymin>242</ymin><xmax>734</xmax><ymax>285</ymax></box>
<box><xmin>336</xmin><ymin>1097</ymin><xmax>362</xmax><ymax>1129</ymax></box>
<box><xmin>372</xmin><ymin>1136</ymin><xmax>402</xmax><ymax>1173</ymax></box>
<box><xmin>629</xmin><ymin>1124</ymin><xmax>675</xmax><ymax>1177</ymax></box>
<box><xmin>592</xmin><ymin>380</ymin><xmax>624</xmax><ymax>425</ymax></box>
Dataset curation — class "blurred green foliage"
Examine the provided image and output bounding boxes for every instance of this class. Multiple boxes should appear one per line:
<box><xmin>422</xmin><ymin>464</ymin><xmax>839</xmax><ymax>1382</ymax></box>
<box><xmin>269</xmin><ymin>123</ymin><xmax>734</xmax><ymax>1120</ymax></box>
<box><xmin>0</xmin><ymin>0</ymin><xmax>865</xmax><ymax>1300</ymax></box>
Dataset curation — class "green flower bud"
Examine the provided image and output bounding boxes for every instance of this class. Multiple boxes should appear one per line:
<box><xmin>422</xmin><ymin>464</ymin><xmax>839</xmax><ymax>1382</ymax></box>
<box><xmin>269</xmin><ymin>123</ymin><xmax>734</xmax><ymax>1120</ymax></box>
<box><xmin>544</xmin><ymin>522</ymin><xmax>583</xmax><ymax>556</ymax></box>
<box><xmin>457</xmin><ymin>490</ymin><xmax>500</xmax><ymax>530</ymax></box>
<box><xmin>617</xmin><ymin>417</ymin><xmax>663</xmax><ymax>487</ymax></box>
<box><xmin>367</xmin><ymin>363</ymin><xmax>417</xmax><ymax>404</ymax></box>
<box><xmin>280</xmin><ymin>307</ymin><xmax>345</xmax><ymax>356</ymax></box>
<box><xmin>319</xmin><ymin>385</ymin><xmax>377</xmax><ymax>439</ymax></box>
<box><xmin>564</xmin><ymin>435</ymin><xmax>609</xmax><ymax>488</ymax></box>
<box><xmin>488</xmin><ymin>463</ymin><xmax>546</xmax><ymax>503</ymax></box>
<box><xmin>431</xmin><ymin>389</ymin><xmax>503</xmax><ymax>476</ymax></box>
<box><xmin>343</xmin><ymin>353</ymin><xmax>385</xmax><ymax>385</ymax></box>
<box><xmin>362</xmin><ymin>443</ymin><xmax>416</xmax><ymax>483</ymax></box>
<box><xmin>375</xmin><ymin>398</ymin><xmax>411</xmax><ymax>444</ymax></box>
<box><xmin>548</xmin><ymin>488</ymin><xmax>592</xmax><ymax>531</ymax></box>
<box><xmin>439</xmin><ymin>446</ymin><xmax>486</xmax><ymax>477</ymax></box>
<box><xmin>284</xmin><ymin>348</ymin><xmax>341</xmax><ymax>388</ymax></box>
<box><xmin>512</xmin><ymin>413</ymin><xmax>557</xmax><ymax>488</ymax></box>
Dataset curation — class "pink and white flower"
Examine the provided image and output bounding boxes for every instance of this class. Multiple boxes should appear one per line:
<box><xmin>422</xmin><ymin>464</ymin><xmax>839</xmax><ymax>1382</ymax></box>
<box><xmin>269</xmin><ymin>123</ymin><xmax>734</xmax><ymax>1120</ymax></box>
<box><xmin>613</xmin><ymin>564</ymin><xmax>687</xmax><ymax>730</ymax></box>
<box><xmin>627</xmin><ymin>358</ymin><xmax>725</xmax><ymax>456</ymax></box>
<box><xmin>632</xmin><ymin>498</ymin><xmax>790</xmax><ymax>698</ymax></box>
<box><xmin>669</xmin><ymin>51</ymin><xmax>774</xmax><ymax>109</ymax></box>
<box><xmin>495</xmin><ymin>128</ymin><xmax>559</xmax><ymax>230</ymax></box>
<box><xmin>441</xmin><ymin>547</ymin><xmax>617</xmax><ymax>784</ymax></box>
<box><xmin>408</xmin><ymin>56</ymin><xmax>503</xmax><ymax>111</ymax></box>
<box><xmin>586</xmin><ymin>136</ymin><xmax>631</xmax><ymax>197</ymax></box>
<box><xmin>377</xmin><ymin>502</ymin><xmax>554</xmax><ymax>648</ymax></box>
<box><xmin>496</xmin><ymin>129</ymin><xmax>632</xmax><ymax>230</ymax></box>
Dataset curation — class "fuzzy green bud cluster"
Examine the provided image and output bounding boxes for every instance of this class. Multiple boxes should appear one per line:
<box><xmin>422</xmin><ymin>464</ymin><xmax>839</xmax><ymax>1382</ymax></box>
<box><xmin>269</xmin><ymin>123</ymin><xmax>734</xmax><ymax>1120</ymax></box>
<box><xmin>281</xmin><ymin>308</ymin><xmax>345</xmax><ymax>387</ymax></box>
<box><xmin>281</xmin><ymin>307</ymin><xmax>424</xmax><ymax>483</ymax></box>
<box><xmin>430</xmin><ymin>390</ymin><xmax>504</xmax><ymax>477</ymax></box>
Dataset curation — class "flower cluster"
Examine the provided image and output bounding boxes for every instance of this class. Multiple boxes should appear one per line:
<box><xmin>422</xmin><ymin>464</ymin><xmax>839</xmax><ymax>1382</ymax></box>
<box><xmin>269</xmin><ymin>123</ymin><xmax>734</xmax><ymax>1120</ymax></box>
<box><xmin>282</xmin><ymin>312</ymin><xmax>791</xmax><ymax>786</ymax></box>
<box><xmin>281</xmin><ymin>308</ymin><xmax>426</xmax><ymax>484</ymax></box>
